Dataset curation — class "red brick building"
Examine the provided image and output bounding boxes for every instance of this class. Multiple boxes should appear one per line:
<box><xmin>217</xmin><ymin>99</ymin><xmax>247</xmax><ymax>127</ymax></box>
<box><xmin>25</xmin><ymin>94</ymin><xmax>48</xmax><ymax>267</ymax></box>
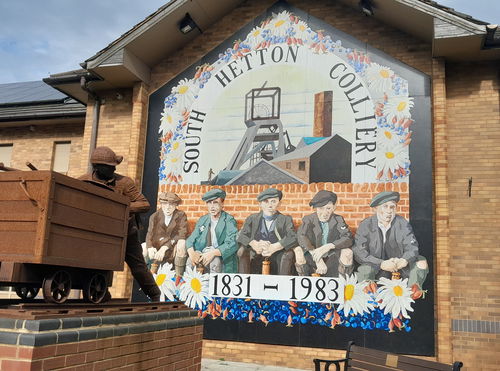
<box><xmin>2</xmin><ymin>0</ymin><xmax>499</xmax><ymax>369</ymax></box>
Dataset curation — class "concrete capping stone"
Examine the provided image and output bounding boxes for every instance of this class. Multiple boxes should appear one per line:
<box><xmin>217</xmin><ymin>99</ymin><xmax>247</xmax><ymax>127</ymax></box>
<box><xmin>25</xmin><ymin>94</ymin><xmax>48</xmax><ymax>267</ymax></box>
<box><xmin>57</xmin><ymin>330</ymin><xmax>79</xmax><ymax>344</ymax></box>
<box><xmin>24</xmin><ymin>319</ymin><xmax>61</xmax><ymax>331</ymax></box>
<box><xmin>61</xmin><ymin>317</ymin><xmax>83</xmax><ymax>329</ymax></box>
<box><xmin>0</xmin><ymin>308</ymin><xmax>199</xmax><ymax>347</ymax></box>
<box><xmin>0</xmin><ymin>331</ymin><xmax>19</xmax><ymax>345</ymax></box>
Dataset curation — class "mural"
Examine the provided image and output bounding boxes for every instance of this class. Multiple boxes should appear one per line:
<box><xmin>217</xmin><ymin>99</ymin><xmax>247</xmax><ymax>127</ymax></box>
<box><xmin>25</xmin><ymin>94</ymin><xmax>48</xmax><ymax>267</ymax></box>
<box><xmin>143</xmin><ymin>1</ymin><xmax>433</xmax><ymax>355</ymax></box>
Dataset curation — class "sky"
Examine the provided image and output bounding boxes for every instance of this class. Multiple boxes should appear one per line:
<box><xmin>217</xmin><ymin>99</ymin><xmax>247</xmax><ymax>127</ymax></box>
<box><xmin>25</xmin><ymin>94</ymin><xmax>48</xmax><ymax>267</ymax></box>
<box><xmin>0</xmin><ymin>0</ymin><xmax>498</xmax><ymax>84</ymax></box>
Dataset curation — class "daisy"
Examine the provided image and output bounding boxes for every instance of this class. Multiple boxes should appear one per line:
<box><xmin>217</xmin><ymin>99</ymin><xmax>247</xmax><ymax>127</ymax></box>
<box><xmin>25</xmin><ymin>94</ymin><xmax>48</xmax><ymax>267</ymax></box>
<box><xmin>171</xmin><ymin>78</ymin><xmax>198</xmax><ymax>112</ymax></box>
<box><xmin>375</xmin><ymin>141</ymin><xmax>410</xmax><ymax>180</ymax></box>
<box><xmin>159</xmin><ymin>107</ymin><xmax>181</xmax><ymax>136</ymax></box>
<box><xmin>376</xmin><ymin>277</ymin><xmax>414</xmax><ymax>319</ymax></box>
<box><xmin>366</xmin><ymin>63</ymin><xmax>394</xmax><ymax>93</ymax></box>
<box><xmin>154</xmin><ymin>262</ymin><xmax>177</xmax><ymax>301</ymax></box>
<box><xmin>178</xmin><ymin>266</ymin><xmax>210</xmax><ymax>309</ymax></box>
<box><xmin>377</xmin><ymin>128</ymin><xmax>402</xmax><ymax>150</ymax></box>
<box><xmin>337</xmin><ymin>274</ymin><xmax>374</xmax><ymax>316</ymax></box>
<box><xmin>246</xmin><ymin>26</ymin><xmax>265</xmax><ymax>49</ymax></box>
<box><xmin>266</xmin><ymin>11</ymin><xmax>292</xmax><ymax>38</ymax></box>
<box><xmin>292</xmin><ymin>20</ymin><xmax>310</xmax><ymax>42</ymax></box>
<box><xmin>383</xmin><ymin>95</ymin><xmax>414</xmax><ymax>123</ymax></box>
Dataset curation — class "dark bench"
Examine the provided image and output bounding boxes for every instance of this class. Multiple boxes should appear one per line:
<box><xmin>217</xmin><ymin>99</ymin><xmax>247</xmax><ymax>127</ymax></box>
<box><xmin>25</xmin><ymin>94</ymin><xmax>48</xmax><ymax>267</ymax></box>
<box><xmin>313</xmin><ymin>341</ymin><xmax>463</xmax><ymax>371</ymax></box>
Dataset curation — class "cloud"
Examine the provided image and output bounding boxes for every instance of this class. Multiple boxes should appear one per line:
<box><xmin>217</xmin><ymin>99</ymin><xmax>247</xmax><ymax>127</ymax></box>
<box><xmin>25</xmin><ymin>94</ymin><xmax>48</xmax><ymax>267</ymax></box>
<box><xmin>0</xmin><ymin>0</ymin><xmax>167</xmax><ymax>83</ymax></box>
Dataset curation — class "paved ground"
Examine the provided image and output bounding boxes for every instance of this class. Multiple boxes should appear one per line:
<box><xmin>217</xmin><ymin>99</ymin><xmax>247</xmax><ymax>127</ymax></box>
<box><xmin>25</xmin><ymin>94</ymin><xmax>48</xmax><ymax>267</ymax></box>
<box><xmin>201</xmin><ymin>359</ymin><xmax>309</xmax><ymax>371</ymax></box>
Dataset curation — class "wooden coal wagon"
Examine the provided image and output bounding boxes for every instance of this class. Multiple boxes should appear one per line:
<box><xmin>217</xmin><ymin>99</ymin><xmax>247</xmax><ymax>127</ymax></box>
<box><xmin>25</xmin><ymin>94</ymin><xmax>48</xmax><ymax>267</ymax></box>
<box><xmin>0</xmin><ymin>170</ymin><xmax>129</xmax><ymax>304</ymax></box>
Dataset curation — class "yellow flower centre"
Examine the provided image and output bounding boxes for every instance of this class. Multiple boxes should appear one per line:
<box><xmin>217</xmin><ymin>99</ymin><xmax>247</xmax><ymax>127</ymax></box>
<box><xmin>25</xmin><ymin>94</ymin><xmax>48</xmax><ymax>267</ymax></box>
<box><xmin>379</xmin><ymin>69</ymin><xmax>390</xmax><ymax>78</ymax></box>
<box><xmin>385</xmin><ymin>152</ymin><xmax>395</xmax><ymax>159</ymax></box>
<box><xmin>155</xmin><ymin>274</ymin><xmax>166</xmax><ymax>286</ymax></box>
<box><xmin>344</xmin><ymin>284</ymin><xmax>355</xmax><ymax>301</ymax></box>
<box><xmin>253</xmin><ymin>30</ymin><xmax>260</xmax><ymax>37</ymax></box>
<box><xmin>178</xmin><ymin>85</ymin><xmax>189</xmax><ymax>95</ymax></box>
<box><xmin>384</xmin><ymin>131</ymin><xmax>392</xmax><ymax>139</ymax></box>
<box><xmin>393</xmin><ymin>285</ymin><xmax>403</xmax><ymax>297</ymax></box>
<box><xmin>299</xmin><ymin>25</ymin><xmax>306</xmax><ymax>31</ymax></box>
<box><xmin>167</xmin><ymin>115</ymin><xmax>172</xmax><ymax>124</ymax></box>
<box><xmin>173</xmin><ymin>142</ymin><xmax>179</xmax><ymax>150</ymax></box>
<box><xmin>275</xmin><ymin>20</ymin><xmax>285</xmax><ymax>27</ymax></box>
<box><xmin>171</xmin><ymin>157</ymin><xmax>178</xmax><ymax>163</ymax></box>
<box><xmin>397</xmin><ymin>101</ymin><xmax>407</xmax><ymax>111</ymax></box>
<box><xmin>191</xmin><ymin>278</ymin><xmax>202</xmax><ymax>293</ymax></box>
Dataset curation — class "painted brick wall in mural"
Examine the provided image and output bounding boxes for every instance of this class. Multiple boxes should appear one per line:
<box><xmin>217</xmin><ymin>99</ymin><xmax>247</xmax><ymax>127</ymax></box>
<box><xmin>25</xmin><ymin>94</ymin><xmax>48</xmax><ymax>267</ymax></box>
<box><xmin>143</xmin><ymin>1</ymin><xmax>433</xmax><ymax>355</ymax></box>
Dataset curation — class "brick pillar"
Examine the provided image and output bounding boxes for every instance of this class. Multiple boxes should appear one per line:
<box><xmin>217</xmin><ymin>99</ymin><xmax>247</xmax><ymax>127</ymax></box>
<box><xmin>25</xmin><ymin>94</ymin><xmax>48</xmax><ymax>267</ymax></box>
<box><xmin>129</xmin><ymin>81</ymin><xmax>150</xmax><ymax>185</ymax></box>
<box><xmin>431</xmin><ymin>57</ymin><xmax>452</xmax><ymax>364</ymax></box>
<box><xmin>313</xmin><ymin>91</ymin><xmax>333</xmax><ymax>137</ymax></box>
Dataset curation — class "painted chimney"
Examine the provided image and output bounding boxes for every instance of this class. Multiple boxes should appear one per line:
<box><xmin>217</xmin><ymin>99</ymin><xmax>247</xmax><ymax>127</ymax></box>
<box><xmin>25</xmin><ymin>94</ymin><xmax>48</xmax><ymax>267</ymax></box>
<box><xmin>313</xmin><ymin>91</ymin><xmax>333</xmax><ymax>137</ymax></box>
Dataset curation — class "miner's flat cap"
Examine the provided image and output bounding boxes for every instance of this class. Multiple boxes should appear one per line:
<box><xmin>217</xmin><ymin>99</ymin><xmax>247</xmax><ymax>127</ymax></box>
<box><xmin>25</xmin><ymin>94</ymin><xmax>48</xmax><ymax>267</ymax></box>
<box><xmin>370</xmin><ymin>191</ymin><xmax>400</xmax><ymax>207</ymax></box>
<box><xmin>257</xmin><ymin>188</ymin><xmax>283</xmax><ymax>201</ymax></box>
<box><xmin>202</xmin><ymin>188</ymin><xmax>226</xmax><ymax>202</ymax></box>
<box><xmin>90</xmin><ymin>146</ymin><xmax>123</xmax><ymax>166</ymax></box>
<box><xmin>309</xmin><ymin>190</ymin><xmax>337</xmax><ymax>207</ymax></box>
<box><xmin>159</xmin><ymin>192</ymin><xmax>182</xmax><ymax>205</ymax></box>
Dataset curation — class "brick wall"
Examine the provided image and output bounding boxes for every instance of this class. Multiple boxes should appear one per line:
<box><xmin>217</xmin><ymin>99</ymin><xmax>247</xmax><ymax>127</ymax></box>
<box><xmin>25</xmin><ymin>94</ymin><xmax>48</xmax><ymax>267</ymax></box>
<box><xmin>159</xmin><ymin>182</ymin><xmax>409</xmax><ymax>232</ymax></box>
<box><xmin>445</xmin><ymin>61</ymin><xmax>500</xmax><ymax>370</ymax></box>
<box><xmin>202</xmin><ymin>339</ymin><xmax>345</xmax><ymax>370</ymax></box>
<box><xmin>0</xmin><ymin>307</ymin><xmax>202</xmax><ymax>371</ymax></box>
<box><xmin>0</xmin><ymin>122</ymin><xmax>84</xmax><ymax>177</ymax></box>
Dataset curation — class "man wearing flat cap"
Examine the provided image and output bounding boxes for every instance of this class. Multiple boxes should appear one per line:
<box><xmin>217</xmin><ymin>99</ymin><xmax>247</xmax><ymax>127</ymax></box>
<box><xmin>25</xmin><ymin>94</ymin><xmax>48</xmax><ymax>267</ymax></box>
<box><xmin>79</xmin><ymin>146</ymin><xmax>161</xmax><ymax>301</ymax></box>
<box><xmin>144</xmin><ymin>192</ymin><xmax>188</xmax><ymax>277</ymax></box>
<box><xmin>186</xmin><ymin>189</ymin><xmax>238</xmax><ymax>273</ymax></box>
<box><xmin>237</xmin><ymin>188</ymin><xmax>297</xmax><ymax>275</ymax></box>
<box><xmin>296</xmin><ymin>190</ymin><xmax>354</xmax><ymax>277</ymax></box>
<box><xmin>353</xmin><ymin>191</ymin><xmax>428</xmax><ymax>289</ymax></box>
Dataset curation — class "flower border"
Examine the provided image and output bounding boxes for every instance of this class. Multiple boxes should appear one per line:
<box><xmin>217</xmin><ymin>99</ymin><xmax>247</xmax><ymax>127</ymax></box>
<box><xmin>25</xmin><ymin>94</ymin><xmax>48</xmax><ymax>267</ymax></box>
<box><xmin>158</xmin><ymin>10</ymin><xmax>414</xmax><ymax>184</ymax></box>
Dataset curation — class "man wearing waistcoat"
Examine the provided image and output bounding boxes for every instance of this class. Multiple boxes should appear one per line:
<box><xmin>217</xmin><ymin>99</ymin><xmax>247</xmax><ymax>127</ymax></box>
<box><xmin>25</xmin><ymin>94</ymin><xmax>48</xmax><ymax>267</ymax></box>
<box><xmin>144</xmin><ymin>192</ymin><xmax>188</xmax><ymax>277</ymax></box>
<box><xmin>186</xmin><ymin>189</ymin><xmax>238</xmax><ymax>273</ymax></box>
<box><xmin>237</xmin><ymin>188</ymin><xmax>297</xmax><ymax>275</ymax></box>
<box><xmin>295</xmin><ymin>190</ymin><xmax>354</xmax><ymax>277</ymax></box>
<box><xmin>353</xmin><ymin>191</ymin><xmax>428</xmax><ymax>289</ymax></box>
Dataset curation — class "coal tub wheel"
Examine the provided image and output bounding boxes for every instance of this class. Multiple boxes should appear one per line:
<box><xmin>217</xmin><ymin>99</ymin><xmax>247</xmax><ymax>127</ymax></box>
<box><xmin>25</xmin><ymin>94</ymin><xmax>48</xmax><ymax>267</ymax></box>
<box><xmin>83</xmin><ymin>273</ymin><xmax>108</xmax><ymax>304</ymax></box>
<box><xmin>15</xmin><ymin>286</ymin><xmax>40</xmax><ymax>300</ymax></box>
<box><xmin>42</xmin><ymin>270</ymin><xmax>72</xmax><ymax>304</ymax></box>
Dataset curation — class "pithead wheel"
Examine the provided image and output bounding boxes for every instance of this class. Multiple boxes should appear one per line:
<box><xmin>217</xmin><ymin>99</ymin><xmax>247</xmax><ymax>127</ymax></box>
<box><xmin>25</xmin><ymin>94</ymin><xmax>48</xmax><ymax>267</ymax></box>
<box><xmin>42</xmin><ymin>270</ymin><xmax>72</xmax><ymax>304</ymax></box>
<box><xmin>83</xmin><ymin>273</ymin><xmax>108</xmax><ymax>304</ymax></box>
<box><xmin>15</xmin><ymin>286</ymin><xmax>40</xmax><ymax>300</ymax></box>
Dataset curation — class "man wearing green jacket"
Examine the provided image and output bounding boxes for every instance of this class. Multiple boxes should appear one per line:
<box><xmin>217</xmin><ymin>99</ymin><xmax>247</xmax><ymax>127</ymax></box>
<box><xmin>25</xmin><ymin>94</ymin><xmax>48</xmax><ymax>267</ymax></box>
<box><xmin>186</xmin><ymin>189</ymin><xmax>238</xmax><ymax>273</ymax></box>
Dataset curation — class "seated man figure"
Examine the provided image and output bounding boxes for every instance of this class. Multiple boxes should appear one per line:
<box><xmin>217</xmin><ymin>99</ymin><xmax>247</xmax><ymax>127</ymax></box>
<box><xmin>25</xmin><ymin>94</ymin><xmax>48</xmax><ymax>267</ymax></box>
<box><xmin>186</xmin><ymin>189</ymin><xmax>238</xmax><ymax>273</ymax></box>
<box><xmin>353</xmin><ymin>191</ymin><xmax>428</xmax><ymax>289</ymax></box>
<box><xmin>237</xmin><ymin>188</ymin><xmax>297</xmax><ymax>275</ymax></box>
<box><xmin>296</xmin><ymin>190</ymin><xmax>354</xmax><ymax>277</ymax></box>
<box><xmin>144</xmin><ymin>192</ymin><xmax>188</xmax><ymax>277</ymax></box>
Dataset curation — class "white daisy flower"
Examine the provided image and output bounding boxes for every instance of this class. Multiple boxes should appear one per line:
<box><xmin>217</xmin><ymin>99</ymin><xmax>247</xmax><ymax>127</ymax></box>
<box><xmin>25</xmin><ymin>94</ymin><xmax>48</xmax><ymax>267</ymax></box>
<box><xmin>376</xmin><ymin>277</ymin><xmax>415</xmax><ymax>319</ymax></box>
<box><xmin>377</xmin><ymin>128</ymin><xmax>402</xmax><ymax>149</ymax></box>
<box><xmin>337</xmin><ymin>274</ymin><xmax>374</xmax><ymax>316</ymax></box>
<box><xmin>383</xmin><ymin>95</ymin><xmax>414</xmax><ymax>123</ymax></box>
<box><xmin>375</xmin><ymin>141</ymin><xmax>410</xmax><ymax>181</ymax></box>
<box><xmin>159</xmin><ymin>108</ymin><xmax>181</xmax><ymax>135</ymax></box>
<box><xmin>292</xmin><ymin>20</ymin><xmax>310</xmax><ymax>42</ymax></box>
<box><xmin>246</xmin><ymin>26</ymin><xmax>265</xmax><ymax>49</ymax></box>
<box><xmin>178</xmin><ymin>266</ymin><xmax>210</xmax><ymax>309</ymax></box>
<box><xmin>154</xmin><ymin>262</ymin><xmax>177</xmax><ymax>301</ymax></box>
<box><xmin>366</xmin><ymin>63</ymin><xmax>394</xmax><ymax>93</ymax></box>
<box><xmin>171</xmin><ymin>78</ymin><xmax>199</xmax><ymax>112</ymax></box>
<box><xmin>265</xmin><ymin>11</ymin><xmax>292</xmax><ymax>38</ymax></box>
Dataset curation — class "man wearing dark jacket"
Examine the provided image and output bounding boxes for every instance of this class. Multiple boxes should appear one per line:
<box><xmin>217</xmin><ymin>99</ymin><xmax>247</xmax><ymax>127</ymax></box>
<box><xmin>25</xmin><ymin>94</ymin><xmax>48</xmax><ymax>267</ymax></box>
<box><xmin>79</xmin><ymin>146</ymin><xmax>161</xmax><ymax>301</ymax></box>
<box><xmin>145</xmin><ymin>192</ymin><xmax>188</xmax><ymax>277</ymax></box>
<box><xmin>296</xmin><ymin>190</ymin><xmax>354</xmax><ymax>277</ymax></box>
<box><xmin>237</xmin><ymin>188</ymin><xmax>297</xmax><ymax>275</ymax></box>
<box><xmin>353</xmin><ymin>191</ymin><xmax>428</xmax><ymax>289</ymax></box>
